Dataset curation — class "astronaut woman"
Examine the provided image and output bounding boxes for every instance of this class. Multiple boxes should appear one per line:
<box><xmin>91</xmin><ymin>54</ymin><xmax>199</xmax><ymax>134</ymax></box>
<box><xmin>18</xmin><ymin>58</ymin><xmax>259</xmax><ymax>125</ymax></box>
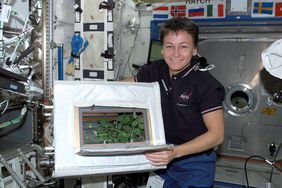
<box><xmin>125</xmin><ymin>17</ymin><xmax>225</xmax><ymax>188</ymax></box>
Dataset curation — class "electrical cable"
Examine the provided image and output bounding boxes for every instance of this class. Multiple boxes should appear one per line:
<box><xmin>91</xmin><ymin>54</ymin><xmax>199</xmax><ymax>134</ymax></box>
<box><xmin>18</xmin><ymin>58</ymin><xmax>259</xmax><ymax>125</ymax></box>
<box><xmin>0</xmin><ymin>99</ymin><xmax>9</xmax><ymax>115</ymax></box>
<box><xmin>119</xmin><ymin>4</ymin><xmax>141</xmax><ymax>79</ymax></box>
<box><xmin>0</xmin><ymin>106</ymin><xmax>27</xmax><ymax>129</ymax></box>
<box><xmin>13</xmin><ymin>45</ymin><xmax>35</xmax><ymax>64</ymax></box>
<box><xmin>244</xmin><ymin>155</ymin><xmax>265</xmax><ymax>187</ymax></box>
<box><xmin>0</xmin><ymin>104</ymin><xmax>25</xmax><ymax>114</ymax></box>
<box><xmin>120</xmin><ymin>17</ymin><xmax>140</xmax><ymax>78</ymax></box>
<box><xmin>244</xmin><ymin>155</ymin><xmax>282</xmax><ymax>188</ymax></box>
<box><xmin>4</xmin><ymin>10</ymin><xmax>34</xmax><ymax>46</ymax></box>
<box><xmin>269</xmin><ymin>142</ymin><xmax>282</xmax><ymax>182</ymax></box>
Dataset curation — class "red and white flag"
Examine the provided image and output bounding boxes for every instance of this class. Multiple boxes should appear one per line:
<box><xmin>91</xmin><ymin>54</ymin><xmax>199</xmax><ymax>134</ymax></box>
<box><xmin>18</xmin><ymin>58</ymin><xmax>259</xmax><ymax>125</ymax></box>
<box><xmin>171</xmin><ymin>4</ymin><xmax>186</xmax><ymax>17</ymax></box>
<box><xmin>275</xmin><ymin>2</ymin><xmax>282</xmax><ymax>16</ymax></box>
<box><xmin>152</xmin><ymin>3</ymin><xmax>170</xmax><ymax>20</ymax></box>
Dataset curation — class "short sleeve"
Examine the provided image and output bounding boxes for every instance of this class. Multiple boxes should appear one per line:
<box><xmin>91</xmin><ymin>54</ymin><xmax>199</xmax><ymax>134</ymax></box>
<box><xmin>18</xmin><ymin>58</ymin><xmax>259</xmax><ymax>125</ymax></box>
<box><xmin>136</xmin><ymin>60</ymin><xmax>163</xmax><ymax>82</ymax></box>
<box><xmin>198</xmin><ymin>75</ymin><xmax>225</xmax><ymax>114</ymax></box>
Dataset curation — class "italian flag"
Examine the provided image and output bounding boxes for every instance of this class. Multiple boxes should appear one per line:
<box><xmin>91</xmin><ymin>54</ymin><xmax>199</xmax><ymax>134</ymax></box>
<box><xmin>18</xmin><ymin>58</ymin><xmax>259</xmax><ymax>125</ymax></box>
<box><xmin>207</xmin><ymin>4</ymin><xmax>224</xmax><ymax>17</ymax></box>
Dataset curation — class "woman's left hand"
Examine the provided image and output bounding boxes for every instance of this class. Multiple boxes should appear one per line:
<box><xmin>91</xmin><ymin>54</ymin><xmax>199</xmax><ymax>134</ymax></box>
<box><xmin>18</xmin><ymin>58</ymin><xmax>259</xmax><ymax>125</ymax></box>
<box><xmin>144</xmin><ymin>148</ymin><xmax>176</xmax><ymax>166</ymax></box>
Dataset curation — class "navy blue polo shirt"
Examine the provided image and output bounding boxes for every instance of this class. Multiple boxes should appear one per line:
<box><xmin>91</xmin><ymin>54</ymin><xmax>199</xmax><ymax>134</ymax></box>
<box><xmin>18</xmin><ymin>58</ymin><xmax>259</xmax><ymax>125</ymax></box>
<box><xmin>136</xmin><ymin>59</ymin><xmax>225</xmax><ymax>145</ymax></box>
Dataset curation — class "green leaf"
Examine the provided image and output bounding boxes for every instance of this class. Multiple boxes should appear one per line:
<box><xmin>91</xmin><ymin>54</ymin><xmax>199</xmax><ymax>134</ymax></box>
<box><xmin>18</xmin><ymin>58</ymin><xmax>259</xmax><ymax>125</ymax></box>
<box><xmin>120</xmin><ymin>137</ymin><xmax>129</xmax><ymax>143</ymax></box>
<box><xmin>133</xmin><ymin>129</ymin><xmax>141</xmax><ymax>135</ymax></box>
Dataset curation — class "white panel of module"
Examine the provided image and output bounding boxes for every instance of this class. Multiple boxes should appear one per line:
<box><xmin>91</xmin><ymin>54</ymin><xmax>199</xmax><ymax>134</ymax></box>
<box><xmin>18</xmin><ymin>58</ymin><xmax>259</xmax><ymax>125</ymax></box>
<box><xmin>70</xmin><ymin>0</ymin><xmax>114</xmax><ymax>81</ymax></box>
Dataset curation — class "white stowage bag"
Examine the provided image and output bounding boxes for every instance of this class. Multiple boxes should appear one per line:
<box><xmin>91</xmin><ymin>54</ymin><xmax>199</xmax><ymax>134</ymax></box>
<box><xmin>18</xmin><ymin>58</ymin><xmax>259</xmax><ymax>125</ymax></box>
<box><xmin>261</xmin><ymin>39</ymin><xmax>282</xmax><ymax>79</ymax></box>
<box><xmin>53</xmin><ymin>81</ymin><xmax>166</xmax><ymax>177</ymax></box>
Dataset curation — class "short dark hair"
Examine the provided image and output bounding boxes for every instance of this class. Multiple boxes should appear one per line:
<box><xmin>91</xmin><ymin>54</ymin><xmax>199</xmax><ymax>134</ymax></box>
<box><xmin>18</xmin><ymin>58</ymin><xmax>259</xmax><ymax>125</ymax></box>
<box><xmin>159</xmin><ymin>17</ymin><xmax>199</xmax><ymax>47</ymax></box>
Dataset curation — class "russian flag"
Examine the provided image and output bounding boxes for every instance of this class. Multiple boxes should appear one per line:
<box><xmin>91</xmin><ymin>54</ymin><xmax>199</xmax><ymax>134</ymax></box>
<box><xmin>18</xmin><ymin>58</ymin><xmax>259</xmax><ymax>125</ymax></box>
<box><xmin>188</xmin><ymin>8</ymin><xmax>204</xmax><ymax>17</ymax></box>
<box><xmin>171</xmin><ymin>5</ymin><xmax>186</xmax><ymax>17</ymax></box>
<box><xmin>253</xmin><ymin>2</ymin><xmax>273</xmax><ymax>15</ymax></box>
<box><xmin>153</xmin><ymin>6</ymin><xmax>169</xmax><ymax>19</ymax></box>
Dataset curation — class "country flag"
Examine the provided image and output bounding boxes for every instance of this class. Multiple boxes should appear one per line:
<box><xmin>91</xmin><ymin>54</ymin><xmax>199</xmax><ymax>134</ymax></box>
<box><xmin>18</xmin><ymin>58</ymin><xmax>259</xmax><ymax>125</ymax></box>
<box><xmin>188</xmin><ymin>8</ymin><xmax>204</xmax><ymax>17</ymax></box>
<box><xmin>207</xmin><ymin>4</ymin><xmax>213</xmax><ymax>17</ymax></box>
<box><xmin>253</xmin><ymin>2</ymin><xmax>273</xmax><ymax>15</ymax></box>
<box><xmin>218</xmin><ymin>4</ymin><xmax>224</xmax><ymax>17</ymax></box>
<box><xmin>207</xmin><ymin>4</ymin><xmax>224</xmax><ymax>17</ymax></box>
<box><xmin>153</xmin><ymin>5</ymin><xmax>169</xmax><ymax>19</ymax></box>
<box><xmin>275</xmin><ymin>2</ymin><xmax>282</xmax><ymax>16</ymax></box>
<box><xmin>171</xmin><ymin>5</ymin><xmax>186</xmax><ymax>17</ymax></box>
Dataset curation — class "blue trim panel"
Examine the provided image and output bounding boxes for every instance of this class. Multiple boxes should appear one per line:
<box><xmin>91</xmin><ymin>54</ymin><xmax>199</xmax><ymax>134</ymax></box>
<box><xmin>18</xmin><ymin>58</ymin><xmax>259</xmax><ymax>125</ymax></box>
<box><xmin>150</xmin><ymin>15</ymin><xmax>282</xmax><ymax>40</ymax></box>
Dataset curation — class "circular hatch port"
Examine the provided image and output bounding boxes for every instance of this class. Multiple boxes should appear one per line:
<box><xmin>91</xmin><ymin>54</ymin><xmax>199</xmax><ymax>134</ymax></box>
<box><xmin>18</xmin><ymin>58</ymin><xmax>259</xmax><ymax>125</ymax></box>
<box><xmin>224</xmin><ymin>83</ymin><xmax>257</xmax><ymax>116</ymax></box>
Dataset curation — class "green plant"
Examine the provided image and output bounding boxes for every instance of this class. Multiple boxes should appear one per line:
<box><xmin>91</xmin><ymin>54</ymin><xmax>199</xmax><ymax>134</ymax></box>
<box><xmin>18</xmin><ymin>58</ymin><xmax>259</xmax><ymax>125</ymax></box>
<box><xmin>95</xmin><ymin>113</ymin><xmax>145</xmax><ymax>144</ymax></box>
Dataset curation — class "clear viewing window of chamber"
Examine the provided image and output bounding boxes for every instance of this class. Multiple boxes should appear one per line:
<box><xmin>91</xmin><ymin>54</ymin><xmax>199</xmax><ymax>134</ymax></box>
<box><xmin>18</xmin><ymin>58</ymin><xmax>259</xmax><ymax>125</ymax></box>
<box><xmin>78</xmin><ymin>106</ymin><xmax>150</xmax><ymax>146</ymax></box>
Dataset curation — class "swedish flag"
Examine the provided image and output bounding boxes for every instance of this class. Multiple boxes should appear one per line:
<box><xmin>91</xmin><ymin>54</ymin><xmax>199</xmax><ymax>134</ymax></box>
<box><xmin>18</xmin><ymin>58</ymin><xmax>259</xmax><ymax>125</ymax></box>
<box><xmin>253</xmin><ymin>2</ymin><xmax>273</xmax><ymax>15</ymax></box>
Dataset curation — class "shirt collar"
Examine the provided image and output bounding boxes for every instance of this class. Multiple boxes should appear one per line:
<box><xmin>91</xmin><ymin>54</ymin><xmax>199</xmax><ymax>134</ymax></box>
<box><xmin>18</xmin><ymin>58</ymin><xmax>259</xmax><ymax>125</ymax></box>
<box><xmin>171</xmin><ymin>58</ymin><xmax>198</xmax><ymax>79</ymax></box>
